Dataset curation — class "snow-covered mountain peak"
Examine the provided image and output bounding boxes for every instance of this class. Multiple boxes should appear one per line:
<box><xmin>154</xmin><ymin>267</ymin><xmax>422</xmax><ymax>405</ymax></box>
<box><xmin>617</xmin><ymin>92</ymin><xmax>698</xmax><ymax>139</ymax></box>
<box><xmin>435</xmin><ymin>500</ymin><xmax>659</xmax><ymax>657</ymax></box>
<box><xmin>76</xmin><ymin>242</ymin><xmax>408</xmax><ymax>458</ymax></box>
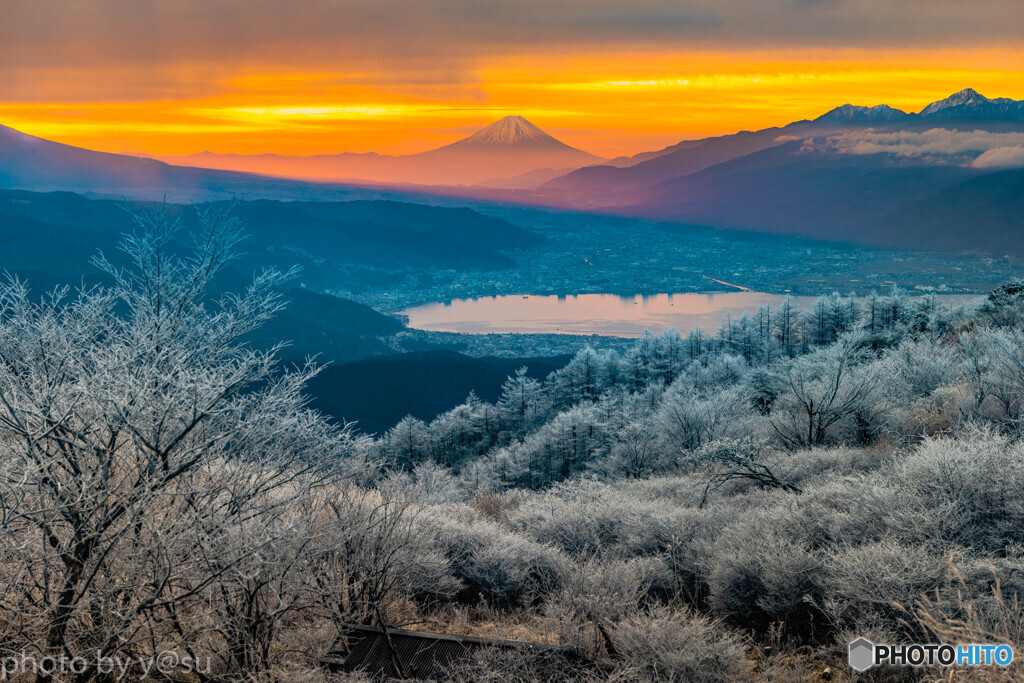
<box><xmin>815</xmin><ymin>103</ymin><xmax>907</xmax><ymax>122</ymax></box>
<box><xmin>462</xmin><ymin>116</ymin><xmax>554</xmax><ymax>145</ymax></box>
<box><xmin>920</xmin><ymin>88</ymin><xmax>990</xmax><ymax>115</ymax></box>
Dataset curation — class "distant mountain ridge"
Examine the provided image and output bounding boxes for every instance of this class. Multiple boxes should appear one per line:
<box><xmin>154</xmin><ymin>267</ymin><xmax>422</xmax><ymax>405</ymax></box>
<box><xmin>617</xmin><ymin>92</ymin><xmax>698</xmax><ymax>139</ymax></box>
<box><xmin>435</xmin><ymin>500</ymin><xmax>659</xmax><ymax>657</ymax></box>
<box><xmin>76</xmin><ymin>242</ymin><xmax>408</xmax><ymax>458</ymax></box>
<box><xmin>815</xmin><ymin>104</ymin><xmax>908</xmax><ymax>122</ymax></box>
<box><xmin>816</xmin><ymin>88</ymin><xmax>1024</xmax><ymax>123</ymax></box>
<box><xmin>0</xmin><ymin>122</ymin><xmax>368</xmax><ymax>201</ymax></box>
<box><xmin>542</xmin><ymin>88</ymin><xmax>1024</xmax><ymax>196</ymax></box>
<box><xmin>162</xmin><ymin>115</ymin><xmax>604</xmax><ymax>187</ymax></box>
<box><xmin>586</xmin><ymin>89</ymin><xmax>1024</xmax><ymax>256</ymax></box>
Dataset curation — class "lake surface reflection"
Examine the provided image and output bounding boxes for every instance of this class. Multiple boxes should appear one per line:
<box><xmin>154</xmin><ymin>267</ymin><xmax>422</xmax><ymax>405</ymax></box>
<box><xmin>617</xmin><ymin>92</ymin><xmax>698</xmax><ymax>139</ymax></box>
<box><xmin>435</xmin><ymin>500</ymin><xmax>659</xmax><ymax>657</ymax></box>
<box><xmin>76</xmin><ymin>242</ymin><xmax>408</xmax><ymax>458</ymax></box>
<box><xmin>400</xmin><ymin>292</ymin><xmax>969</xmax><ymax>337</ymax></box>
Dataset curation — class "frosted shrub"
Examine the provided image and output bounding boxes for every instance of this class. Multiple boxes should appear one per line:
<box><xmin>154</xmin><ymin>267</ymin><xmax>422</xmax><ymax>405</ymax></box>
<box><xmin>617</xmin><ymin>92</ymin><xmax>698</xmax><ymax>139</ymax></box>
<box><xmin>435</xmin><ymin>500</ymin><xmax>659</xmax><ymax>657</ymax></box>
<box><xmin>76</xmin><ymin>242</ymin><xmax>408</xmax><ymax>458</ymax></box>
<box><xmin>703</xmin><ymin>521</ymin><xmax>826</xmax><ymax>641</ymax></box>
<box><xmin>907</xmin><ymin>382</ymin><xmax>972</xmax><ymax>436</ymax></box>
<box><xmin>380</xmin><ymin>460</ymin><xmax>467</xmax><ymax>504</ymax></box>
<box><xmin>447</xmin><ymin>647</ymin><xmax>609</xmax><ymax>683</ymax></box>
<box><xmin>977</xmin><ymin>328</ymin><xmax>1024</xmax><ymax>425</ymax></box>
<box><xmin>885</xmin><ymin>337</ymin><xmax>965</xmax><ymax>399</ymax></box>
<box><xmin>772</xmin><ymin>446</ymin><xmax>883</xmax><ymax>488</ymax></box>
<box><xmin>659</xmin><ymin>506</ymin><xmax>736</xmax><ymax>608</ymax></box>
<box><xmin>547</xmin><ymin>558</ymin><xmax>651</xmax><ymax>652</ymax></box>
<box><xmin>821</xmin><ymin>540</ymin><xmax>947</xmax><ymax>637</ymax></box>
<box><xmin>611</xmin><ymin>474</ymin><xmax>707</xmax><ymax>508</ymax></box>
<box><xmin>656</xmin><ymin>383</ymin><xmax>756</xmax><ymax>454</ymax></box>
<box><xmin>334</xmin><ymin>432</ymin><xmax>390</xmax><ymax>485</ymax></box>
<box><xmin>422</xmin><ymin>513</ymin><xmax>568</xmax><ymax>606</ymax></box>
<box><xmin>309</xmin><ymin>488</ymin><xmax>461</xmax><ymax>627</ymax></box>
<box><xmin>507</xmin><ymin>491</ymin><xmax>674</xmax><ymax>559</ymax></box>
<box><xmin>685</xmin><ymin>438</ymin><xmax>801</xmax><ymax>499</ymax></box>
<box><xmin>883</xmin><ymin>426</ymin><xmax>1024</xmax><ymax>551</ymax></box>
<box><xmin>610</xmin><ymin>605</ymin><xmax>748</xmax><ymax>682</ymax></box>
<box><xmin>775</xmin><ymin>478</ymin><xmax>893</xmax><ymax>548</ymax></box>
<box><xmin>592</xmin><ymin>420</ymin><xmax>669</xmax><ymax>479</ymax></box>
<box><xmin>464</xmin><ymin>534</ymin><xmax>569</xmax><ymax>606</ymax></box>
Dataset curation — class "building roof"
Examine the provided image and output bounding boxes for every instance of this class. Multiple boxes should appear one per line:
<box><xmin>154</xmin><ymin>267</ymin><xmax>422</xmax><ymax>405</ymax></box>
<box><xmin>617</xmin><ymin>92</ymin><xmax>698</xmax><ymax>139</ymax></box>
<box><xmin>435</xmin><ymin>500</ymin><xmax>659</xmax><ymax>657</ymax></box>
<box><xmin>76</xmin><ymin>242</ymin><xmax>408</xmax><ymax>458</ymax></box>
<box><xmin>322</xmin><ymin>623</ymin><xmax>575</xmax><ymax>680</ymax></box>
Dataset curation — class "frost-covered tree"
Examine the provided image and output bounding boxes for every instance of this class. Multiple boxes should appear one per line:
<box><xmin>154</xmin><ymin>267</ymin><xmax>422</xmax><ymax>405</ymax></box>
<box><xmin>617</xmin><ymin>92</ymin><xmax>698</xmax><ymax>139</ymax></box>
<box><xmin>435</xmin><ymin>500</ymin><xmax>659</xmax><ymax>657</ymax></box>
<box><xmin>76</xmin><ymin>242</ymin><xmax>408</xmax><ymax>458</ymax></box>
<box><xmin>974</xmin><ymin>328</ymin><xmax>1024</xmax><ymax>425</ymax></box>
<box><xmin>620</xmin><ymin>330</ymin><xmax>656</xmax><ymax>390</ymax></box>
<box><xmin>384</xmin><ymin>415</ymin><xmax>430</xmax><ymax>469</ymax></box>
<box><xmin>550</xmin><ymin>346</ymin><xmax>612</xmax><ymax>405</ymax></box>
<box><xmin>428</xmin><ymin>392</ymin><xmax>500</xmax><ymax>468</ymax></box>
<box><xmin>596</xmin><ymin>421</ymin><xmax>664</xmax><ymax>479</ymax></box>
<box><xmin>769</xmin><ymin>334</ymin><xmax>882</xmax><ymax>449</ymax></box>
<box><xmin>651</xmin><ymin>328</ymin><xmax>688</xmax><ymax>385</ymax></box>
<box><xmin>979</xmin><ymin>280</ymin><xmax>1024</xmax><ymax>327</ymax></box>
<box><xmin>656</xmin><ymin>381</ymin><xmax>754</xmax><ymax>455</ymax></box>
<box><xmin>0</xmin><ymin>205</ymin><xmax>350</xmax><ymax>674</ymax></box>
<box><xmin>773</xmin><ymin>296</ymin><xmax>800</xmax><ymax>357</ymax></box>
<box><xmin>498</xmin><ymin>366</ymin><xmax>550</xmax><ymax>438</ymax></box>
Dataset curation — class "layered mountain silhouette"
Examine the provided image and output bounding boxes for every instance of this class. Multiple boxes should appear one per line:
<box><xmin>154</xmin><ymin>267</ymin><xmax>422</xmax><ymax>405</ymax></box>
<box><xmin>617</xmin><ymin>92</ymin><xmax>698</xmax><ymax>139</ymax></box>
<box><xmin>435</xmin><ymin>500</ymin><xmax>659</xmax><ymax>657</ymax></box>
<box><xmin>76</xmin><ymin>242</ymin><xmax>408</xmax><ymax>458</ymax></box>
<box><xmin>546</xmin><ymin>89</ymin><xmax>1024</xmax><ymax>197</ymax></box>
<box><xmin>4</xmin><ymin>90</ymin><xmax>1024</xmax><ymax>255</ymax></box>
<box><xmin>536</xmin><ymin>89</ymin><xmax>1024</xmax><ymax>254</ymax></box>
<box><xmin>0</xmin><ymin>122</ymin><xmax>369</xmax><ymax>201</ymax></box>
<box><xmin>161</xmin><ymin>115</ymin><xmax>604</xmax><ymax>187</ymax></box>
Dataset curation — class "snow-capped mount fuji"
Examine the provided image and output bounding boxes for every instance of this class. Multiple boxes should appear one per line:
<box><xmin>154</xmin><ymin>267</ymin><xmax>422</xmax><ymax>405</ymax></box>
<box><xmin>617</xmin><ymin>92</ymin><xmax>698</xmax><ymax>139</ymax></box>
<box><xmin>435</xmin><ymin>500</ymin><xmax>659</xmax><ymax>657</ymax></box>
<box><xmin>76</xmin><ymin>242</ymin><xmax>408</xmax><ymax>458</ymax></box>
<box><xmin>413</xmin><ymin>115</ymin><xmax>605</xmax><ymax>174</ymax></box>
<box><xmin>457</xmin><ymin>115</ymin><xmax>556</xmax><ymax>145</ymax></box>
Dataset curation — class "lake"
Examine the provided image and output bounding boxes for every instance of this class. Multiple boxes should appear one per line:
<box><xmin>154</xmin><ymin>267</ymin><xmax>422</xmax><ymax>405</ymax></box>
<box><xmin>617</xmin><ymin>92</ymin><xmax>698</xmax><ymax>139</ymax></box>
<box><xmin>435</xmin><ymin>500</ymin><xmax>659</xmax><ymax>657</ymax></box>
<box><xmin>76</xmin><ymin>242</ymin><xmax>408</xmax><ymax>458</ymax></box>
<box><xmin>400</xmin><ymin>292</ymin><xmax>972</xmax><ymax>337</ymax></box>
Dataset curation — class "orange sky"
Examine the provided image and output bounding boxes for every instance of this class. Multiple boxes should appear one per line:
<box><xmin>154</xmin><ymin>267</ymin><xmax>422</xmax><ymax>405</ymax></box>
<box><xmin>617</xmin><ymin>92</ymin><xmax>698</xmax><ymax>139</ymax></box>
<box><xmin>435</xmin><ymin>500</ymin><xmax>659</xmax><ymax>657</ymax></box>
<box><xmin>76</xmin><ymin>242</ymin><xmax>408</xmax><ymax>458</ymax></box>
<box><xmin>3</xmin><ymin>1</ymin><xmax>1024</xmax><ymax>158</ymax></box>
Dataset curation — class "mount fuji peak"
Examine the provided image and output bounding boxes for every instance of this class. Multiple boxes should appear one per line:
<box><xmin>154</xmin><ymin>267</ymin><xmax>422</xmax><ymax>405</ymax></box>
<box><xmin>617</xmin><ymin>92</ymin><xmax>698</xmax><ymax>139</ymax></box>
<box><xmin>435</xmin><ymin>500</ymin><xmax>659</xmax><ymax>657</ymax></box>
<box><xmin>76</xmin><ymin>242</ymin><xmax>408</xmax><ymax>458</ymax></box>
<box><xmin>460</xmin><ymin>116</ymin><xmax>555</xmax><ymax>145</ymax></box>
<box><xmin>426</xmin><ymin>115</ymin><xmax>603</xmax><ymax>159</ymax></box>
<box><xmin>410</xmin><ymin>115</ymin><xmax>605</xmax><ymax>184</ymax></box>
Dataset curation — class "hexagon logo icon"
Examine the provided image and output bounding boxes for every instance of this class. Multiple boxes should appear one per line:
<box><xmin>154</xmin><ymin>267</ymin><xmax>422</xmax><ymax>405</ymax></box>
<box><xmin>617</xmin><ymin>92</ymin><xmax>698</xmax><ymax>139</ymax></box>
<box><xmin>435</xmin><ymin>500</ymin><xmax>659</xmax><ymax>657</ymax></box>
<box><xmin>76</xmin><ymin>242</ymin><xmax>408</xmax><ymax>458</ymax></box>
<box><xmin>849</xmin><ymin>637</ymin><xmax>875</xmax><ymax>672</ymax></box>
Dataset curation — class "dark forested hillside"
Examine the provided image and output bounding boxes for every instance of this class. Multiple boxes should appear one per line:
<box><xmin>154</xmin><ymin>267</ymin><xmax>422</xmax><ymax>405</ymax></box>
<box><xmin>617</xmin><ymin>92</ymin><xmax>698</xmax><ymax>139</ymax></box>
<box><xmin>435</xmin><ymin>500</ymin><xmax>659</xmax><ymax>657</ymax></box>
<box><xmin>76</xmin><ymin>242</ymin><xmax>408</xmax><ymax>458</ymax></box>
<box><xmin>221</xmin><ymin>198</ymin><xmax>542</xmax><ymax>270</ymax></box>
<box><xmin>243</xmin><ymin>288</ymin><xmax>404</xmax><ymax>365</ymax></box>
<box><xmin>306</xmin><ymin>350</ymin><xmax>570</xmax><ymax>434</ymax></box>
<box><xmin>0</xmin><ymin>190</ymin><xmax>532</xmax><ymax>363</ymax></box>
<box><xmin>0</xmin><ymin>190</ymin><xmax>541</xmax><ymax>275</ymax></box>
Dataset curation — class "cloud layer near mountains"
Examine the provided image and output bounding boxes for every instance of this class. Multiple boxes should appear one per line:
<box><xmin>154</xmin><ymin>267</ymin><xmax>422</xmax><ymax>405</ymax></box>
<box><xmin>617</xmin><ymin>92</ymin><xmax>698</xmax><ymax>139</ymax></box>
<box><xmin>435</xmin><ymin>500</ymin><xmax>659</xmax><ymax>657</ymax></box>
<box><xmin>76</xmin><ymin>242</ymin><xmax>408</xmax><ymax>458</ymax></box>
<box><xmin>806</xmin><ymin>129</ymin><xmax>1024</xmax><ymax>168</ymax></box>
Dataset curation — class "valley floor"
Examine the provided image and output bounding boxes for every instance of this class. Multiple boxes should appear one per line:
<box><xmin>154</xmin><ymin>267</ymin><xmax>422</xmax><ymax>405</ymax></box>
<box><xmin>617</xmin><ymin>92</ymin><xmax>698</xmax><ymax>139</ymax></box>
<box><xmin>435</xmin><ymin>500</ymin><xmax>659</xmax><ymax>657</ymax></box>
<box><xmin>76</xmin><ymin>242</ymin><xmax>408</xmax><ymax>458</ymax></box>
<box><xmin>333</xmin><ymin>206</ymin><xmax>1023</xmax><ymax>313</ymax></box>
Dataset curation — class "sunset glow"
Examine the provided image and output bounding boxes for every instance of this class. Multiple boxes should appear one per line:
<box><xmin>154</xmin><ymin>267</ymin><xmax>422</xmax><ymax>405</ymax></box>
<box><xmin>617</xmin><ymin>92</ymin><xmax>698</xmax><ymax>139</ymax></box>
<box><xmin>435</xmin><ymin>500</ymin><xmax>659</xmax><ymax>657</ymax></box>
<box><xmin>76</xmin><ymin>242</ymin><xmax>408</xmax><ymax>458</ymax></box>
<box><xmin>4</xmin><ymin>0</ymin><xmax>1024</xmax><ymax>158</ymax></box>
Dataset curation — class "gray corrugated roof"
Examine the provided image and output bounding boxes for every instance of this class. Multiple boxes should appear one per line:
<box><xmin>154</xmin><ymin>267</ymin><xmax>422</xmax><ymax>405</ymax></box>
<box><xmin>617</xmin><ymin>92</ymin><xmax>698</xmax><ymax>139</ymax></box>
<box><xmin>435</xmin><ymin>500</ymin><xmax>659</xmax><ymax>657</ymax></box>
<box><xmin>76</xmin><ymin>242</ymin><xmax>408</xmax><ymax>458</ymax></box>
<box><xmin>324</xmin><ymin>624</ymin><xmax>574</xmax><ymax>680</ymax></box>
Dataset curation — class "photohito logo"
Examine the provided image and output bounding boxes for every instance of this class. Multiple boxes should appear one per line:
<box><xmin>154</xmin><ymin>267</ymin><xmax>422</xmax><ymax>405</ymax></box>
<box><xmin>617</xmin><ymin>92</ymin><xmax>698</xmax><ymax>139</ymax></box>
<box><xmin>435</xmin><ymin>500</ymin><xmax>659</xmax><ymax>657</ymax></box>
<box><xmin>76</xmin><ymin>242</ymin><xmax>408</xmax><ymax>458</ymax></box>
<box><xmin>849</xmin><ymin>638</ymin><xmax>1014</xmax><ymax>671</ymax></box>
